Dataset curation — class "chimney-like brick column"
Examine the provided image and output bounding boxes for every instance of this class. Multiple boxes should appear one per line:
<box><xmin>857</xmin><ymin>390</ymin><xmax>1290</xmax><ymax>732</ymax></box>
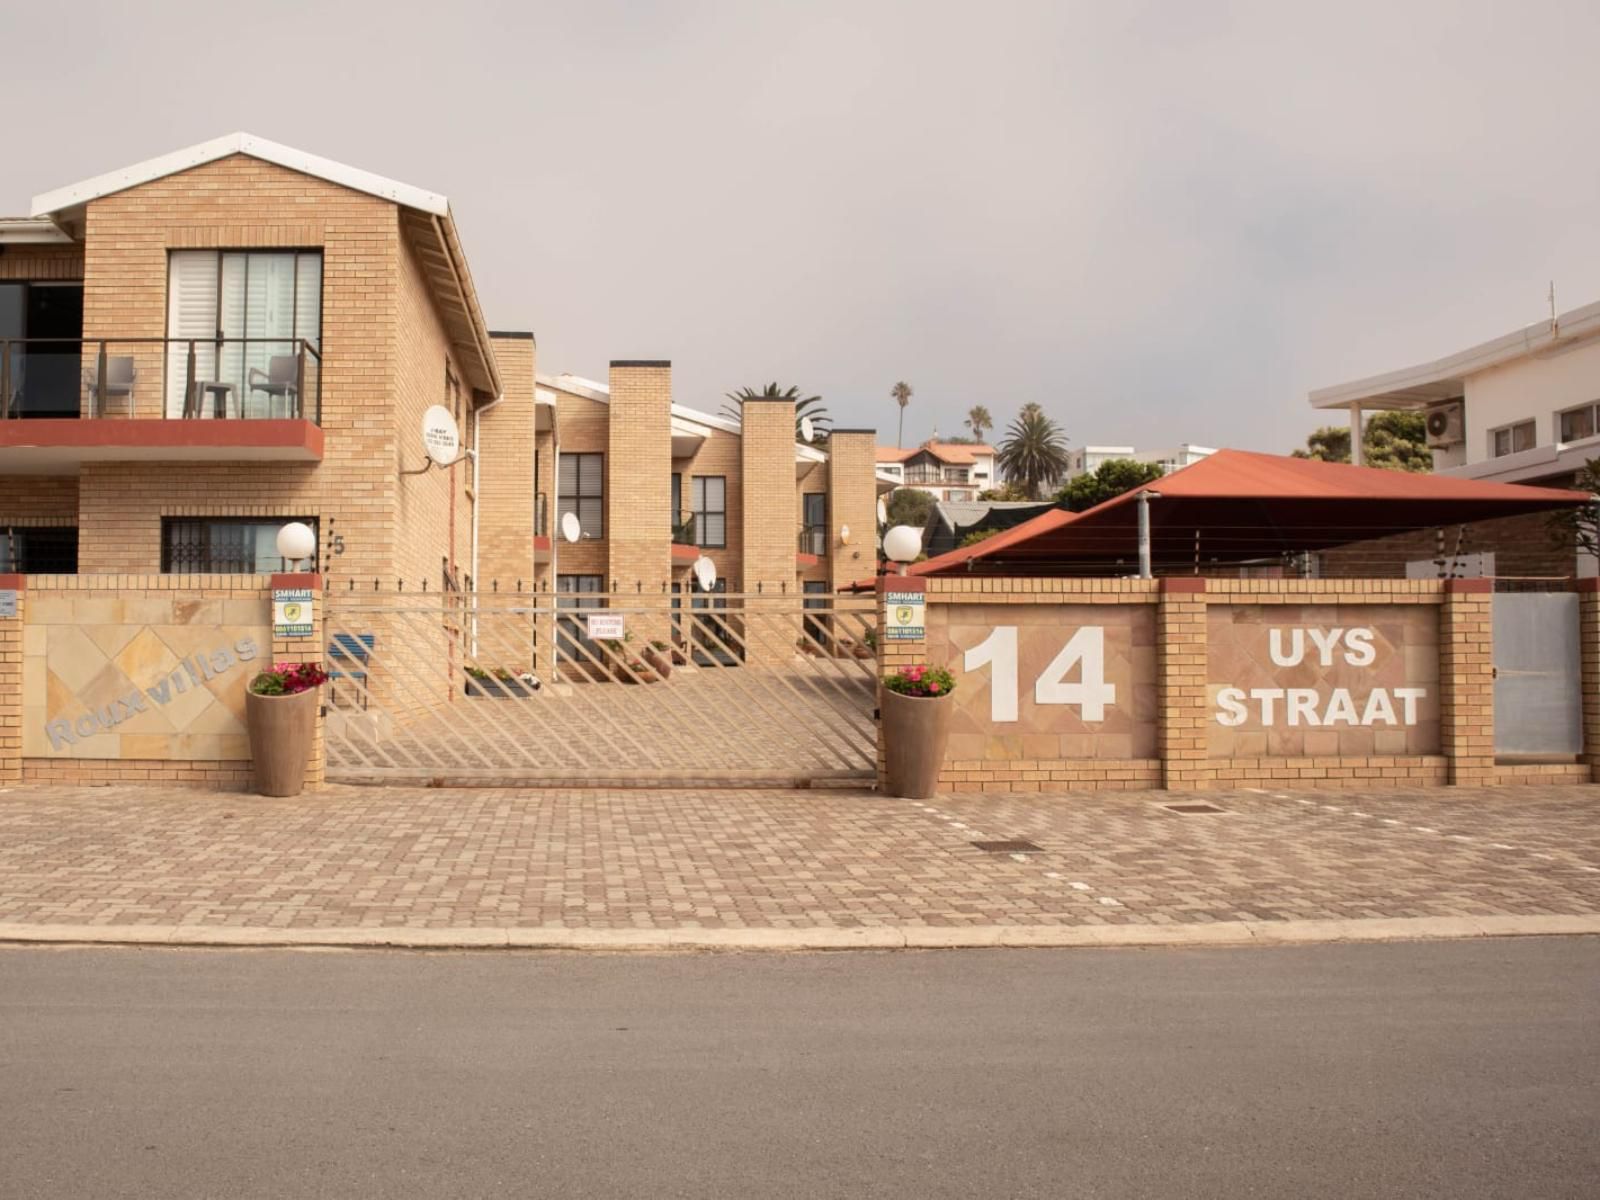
<box><xmin>1157</xmin><ymin>577</ymin><xmax>1210</xmax><ymax>791</ymax></box>
<box><xmin>740</xmin><ymin>396</ymin><xmax>797</xmax><ymax>665</ymax></box>
<box><xmin>825</xmin><ymin>431</ymin><xmax>879</xmax><ymax>594</ymax></box>
<box><xmin>478</xmin><ymin>333</ymin><xmax>537</xmax><ymax>589</ymax></box>
<box><xmin>607</xmin><ymin>361</ymin><xmax>673</xmax><ymax>645</ymax></box>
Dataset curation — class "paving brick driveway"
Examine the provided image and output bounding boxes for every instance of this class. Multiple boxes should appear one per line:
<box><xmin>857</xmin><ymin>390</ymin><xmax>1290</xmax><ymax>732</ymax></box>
<box><xmin>0</xmin><ymin>783</ymin><xmax>1596</xmax><ymax>931</ymax></box>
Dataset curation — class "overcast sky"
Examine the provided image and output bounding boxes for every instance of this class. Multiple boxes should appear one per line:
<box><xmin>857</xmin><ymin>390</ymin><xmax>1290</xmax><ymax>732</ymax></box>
<box><xmin>5</xmin><ymin>1</ymin><xmax>1599</xmax><ymax>453</ymax></box>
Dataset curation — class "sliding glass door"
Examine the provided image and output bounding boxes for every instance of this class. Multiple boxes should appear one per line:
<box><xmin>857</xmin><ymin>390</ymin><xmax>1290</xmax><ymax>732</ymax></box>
<box><xmin>165</xmin><ymin>251</ymin><xmax>321</xmax><ymax>417</ymax></box>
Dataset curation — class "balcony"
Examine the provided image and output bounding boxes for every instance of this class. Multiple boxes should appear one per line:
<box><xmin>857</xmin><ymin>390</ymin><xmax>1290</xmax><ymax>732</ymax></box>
<box><xmin>0</xmin><ymin>338</ymin><xmax>323</xmax><ymax>471</ymax></box>
<box><xmin>798</xmin><ymin>525</ymin><xmax>828</xmax><ymax>557</ymax></box>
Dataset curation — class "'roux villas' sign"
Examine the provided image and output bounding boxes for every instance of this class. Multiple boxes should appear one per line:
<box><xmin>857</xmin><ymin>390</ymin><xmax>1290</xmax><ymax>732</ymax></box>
<box><xmin>1207</xmin><ymin>605</ymin><xmax>1440</xmax><ymax>758</ymax></box>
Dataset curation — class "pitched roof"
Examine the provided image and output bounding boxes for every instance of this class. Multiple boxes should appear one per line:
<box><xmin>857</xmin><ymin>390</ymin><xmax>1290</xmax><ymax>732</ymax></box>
<box><xmin>900</xmin><ymin>449</ymin><xmax>1588</xmax><ymax>578</ymax></box>
<box><xmin>30</xmin><ymin>133</ymin><xmax>499</xmax><ymax>396</ymax></box>
<box><xmin>876</xmin><ymin>441</ymin><xmax>995</xmax><ymax>466</ymax></box>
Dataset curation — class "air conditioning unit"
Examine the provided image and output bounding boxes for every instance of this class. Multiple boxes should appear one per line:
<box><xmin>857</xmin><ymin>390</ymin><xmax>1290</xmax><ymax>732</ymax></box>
<box><xmin>1425</xmin><ymin>403</ymin><xmax>1465</xmax><ymax>448</ymax></box>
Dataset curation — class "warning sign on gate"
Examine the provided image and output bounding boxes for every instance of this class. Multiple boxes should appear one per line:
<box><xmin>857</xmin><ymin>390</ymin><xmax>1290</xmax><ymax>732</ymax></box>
<box><xmin>586</xmin><ymin>613</ymin><xmax>626</xmax><ymax>641</ymax></box>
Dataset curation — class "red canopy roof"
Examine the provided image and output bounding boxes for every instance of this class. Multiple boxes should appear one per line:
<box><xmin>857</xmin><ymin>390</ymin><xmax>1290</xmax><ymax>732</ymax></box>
<box><xmin>898</xmin><ymin>449</ymin><xmax>1587</xmax><ymax>578</ymax></box>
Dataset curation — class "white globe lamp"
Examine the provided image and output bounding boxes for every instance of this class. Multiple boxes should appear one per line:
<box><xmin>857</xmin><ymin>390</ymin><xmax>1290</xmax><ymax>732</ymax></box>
<box><xmin>883</xmin><ymin>524</ymin><xmax>922</xmax><ymax>570</ymax></box>
<box><xmin>276</xmin><ymin>521</ymin><xmax>317</xmax><ymax>568</ymax></box>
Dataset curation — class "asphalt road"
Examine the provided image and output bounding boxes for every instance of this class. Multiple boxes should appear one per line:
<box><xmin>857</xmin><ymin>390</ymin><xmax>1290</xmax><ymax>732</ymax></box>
<box><xmin>1</xmin><ymin>940</ymin><xmax>1596</xmax><ymax>1199</ymax></box>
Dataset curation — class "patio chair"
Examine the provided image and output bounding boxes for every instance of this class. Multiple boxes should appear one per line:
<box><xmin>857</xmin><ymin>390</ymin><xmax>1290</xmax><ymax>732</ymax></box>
<box><xmin>83</xmin><ymin>355</ymin><xmax>136</xmax><ymax>417</ymax></box>
<box><xmin>247</xmin><ymin>355</ymin><xmax>300</xmax><ymax>418</ymax></box>
<box><xmin>329</xmin><ymin>633</ymin><xmax>375</xmax><ymax>709</ymax></box>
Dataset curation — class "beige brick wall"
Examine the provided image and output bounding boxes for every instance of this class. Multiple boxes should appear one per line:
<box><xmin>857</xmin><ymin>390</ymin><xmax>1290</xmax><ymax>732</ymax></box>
<box><xmin>878</xmin><ymin>576</ymin><xmax>1515</xmax><ymax>793</ymax></box>
<box><xmin>0</xmin><ymin>477</ymin><xmax>79</xmax><ymax>525</ymax></box>
<box><xmin>739</xmin><ymin>398</ymin><xmax>796</xmax><ymax>595</ymax></box>
<box><xmin>547</xmin><ymin>385</ymin><xmax>610</xmax><ymax>584</ymax></box>
<box><xmin>0</xmin><ymin>244</ymin><xmax>84</xmax><ymax>281</ymax></box>
<box><xmin>477</xmin><ymin>334</ymin><xmax>537</xmax><ymax>588</ymax></box>
<box><xmin>676</xmin><ymin>424</ymin><xmax>743</xmax><ymax>592</ymax></box>
<box><xmin>606</xmin><ymin>362</ymin><xmax>672</xmax><ymax>596</ymax></box>
<box><xmin>825</xmin><ymin>432</ymin><xmax>878</xmax><ymax>594</ymax></box>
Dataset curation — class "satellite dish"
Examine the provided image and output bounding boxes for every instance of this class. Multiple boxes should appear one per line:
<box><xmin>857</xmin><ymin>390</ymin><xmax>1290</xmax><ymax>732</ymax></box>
<box><xmin>876</xmin><ymin>498</ymin><xmax>888</xmax><ymax>525</ymax></box>
<box><xmin>799</xmin><ymin>415</ymin><xmax>815</xmax><ymax>443</ymax></box>
<box><xmin>560</xmin><ymin>511</ymin><xmax>581</xmax><ymax>543</ymax></box>
<box><xmin>693</xmin><ymin>555</ymin><xmax>717</xmax><ymax>592</ymax></box>
<box><xmin>421</xmin><ymin>405</ymin><xmax>461</xmax><ymax>466</ymax></box>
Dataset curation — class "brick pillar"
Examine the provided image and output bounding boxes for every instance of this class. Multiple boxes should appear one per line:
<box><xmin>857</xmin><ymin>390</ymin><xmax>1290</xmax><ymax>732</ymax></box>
<box><xmin>0</xmin><ymin>574</ymin><xmax>23</xmax><ymax>786</ymax></box>
<box><xmin>1440</xmin><ymin>578</ymin><xmax>1494</xmax><ymax>786</ymax></box>
<box><xmin>271</xmin><ymin>572</ymin><xmax>325</xmax><ymax>789</ymax></box>
<box><xmin>1157</xmin><ymin>578</ymin><xmax>1209</xmax><ymax>791</ymax></box>
<box><xmin>477</xmin><ymin>333</ymin><xmax>537</xmax><ymax>588</ymax></box>
<box><xmin>608</xmin><ymin>361</ymin><xmax>674</xmax><ymax>648</ymax></box>
<box><xmin>740</xmin><ymin>396</ymin><xmax>798</xmax><ymax>665</ymax></box>
<box><xmin>825</xmin><ymin>431</ymin><xmax>879</xmax><ymax>595</ymax></box>
<box><xmin>1580</xmin><ymin>578</ymin><xmax>1600</xmax><ymax>783</ymax></box>
<box><xmin>875</xmin><ymin>573</ymin><xmax>924</xmax><ymax>791</ymax></box>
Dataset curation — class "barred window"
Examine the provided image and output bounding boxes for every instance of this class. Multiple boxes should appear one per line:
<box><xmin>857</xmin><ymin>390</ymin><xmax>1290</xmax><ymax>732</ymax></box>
<box><xmin>0</xmin><ymin>526</ymin><xmax>78</xmax><ymax>574</ymax></box>
<box><xmin>161</xmin><ymin>517</ymin><xmax>317</xmax><ymax>573</ymax></box>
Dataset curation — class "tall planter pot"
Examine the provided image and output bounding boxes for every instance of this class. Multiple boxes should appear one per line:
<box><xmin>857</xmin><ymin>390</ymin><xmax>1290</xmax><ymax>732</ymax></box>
<box><xmin>245</xmin><ymin>687</ymin><xmax>319</xmax><ymax>797</ymax></box>
<box><xmin>880</xmin><ymin>688</ymin><xmax>954</xmax><ymax>800</ymax></box>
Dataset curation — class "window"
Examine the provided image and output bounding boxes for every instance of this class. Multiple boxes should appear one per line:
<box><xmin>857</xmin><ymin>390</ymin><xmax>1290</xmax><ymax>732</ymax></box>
<box><xmin>1490</xmin><ymin>420</ymin><xmax>1536</xmax><ymax>458</ymax></box>
<box><xmin>692</xmin><ymin>476</ymin><xmax>726</xmax><ymax>548</ymax></box>
<box><xmin>161</xmin><ymin>517</ymin><xmax>317</xmax><ymax>573</ymax></box>
<box><xmin>166</xmin><ymin>251</ymin><xmax>322</xmax><ymax>418</ymax></box>
<box><xmin>801</xmin><ymin>493</ymin><xmax>826</xmax><ymax>555</ymax></box>
<box><xmin>558</xmin><ymin>453</ymin><xmax>604</xmax><ymax>538</ymax></box>
<box><xmin>1558</xmin><ymin>403</ymin><xmax>1599</xmax><ymax>443</ymax></box>
<box><xmin>0</xmin><ymin>526</ymin><xmax>78</xmax><ymax>573</ymax></box>
<box><xmin>671</xmin><ymin>472</ymin><xmax>692</xmax><ymax>543</ymax></box>
<box><xmin>0</xmin><ymin>282</ymin><xmax>84</xmax><ymax>418</ymax></box>
<box><xmin>555</xmin><ymin>574</ymin><xmax>606</xmax><ymax>662</ymax></box>
<box><xmin>802</xmin><ymin>579</ymin><xmax>830</xmax><ymax>646</ymax></box>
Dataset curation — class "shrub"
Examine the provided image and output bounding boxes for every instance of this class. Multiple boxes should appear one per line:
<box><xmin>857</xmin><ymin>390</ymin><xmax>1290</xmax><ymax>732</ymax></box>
<box><xmin>882</xmin><ymin>663</ymin><xmax>955</xmax><ymax>698</ymax></box>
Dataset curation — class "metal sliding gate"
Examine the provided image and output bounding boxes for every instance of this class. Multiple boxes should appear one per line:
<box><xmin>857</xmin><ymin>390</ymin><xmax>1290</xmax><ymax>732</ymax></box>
<box><xmin>1492</xmin><ymin>589</ymin><xmax>1582</xmax><ymax>758</ymax></box>
<box><xmin>322</xmin><ymin>589</ymin><xmax>880</xmax><ymax>786</ymax></box>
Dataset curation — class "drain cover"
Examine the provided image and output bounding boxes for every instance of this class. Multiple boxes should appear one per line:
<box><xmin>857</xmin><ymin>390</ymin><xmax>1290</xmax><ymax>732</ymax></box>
<box><xmin>1164</xmin><ymin>803</ymin><xmax>1225</xmax><ymax>814</ymax></box>
<box><xmin>971</xmin><ymin>839</ymin><xmax>1043</xmax><ymax>853</ymax></box>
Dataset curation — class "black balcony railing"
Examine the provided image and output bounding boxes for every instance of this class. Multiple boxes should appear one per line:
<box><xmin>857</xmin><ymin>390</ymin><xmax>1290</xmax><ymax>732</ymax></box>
<box><xmin>672</xmin><ymin>515</ymin><xmax>697</xmax><ymax>546</ymax></box>
<box><xmin>799</xmin><ymin>526</ymin><xmax>828</xmax><ymax>556</ymax></box>
<box><xmin>0</xmin><ymin>337</ymin><xmax>322</xmax><ymax>424</ymax></box>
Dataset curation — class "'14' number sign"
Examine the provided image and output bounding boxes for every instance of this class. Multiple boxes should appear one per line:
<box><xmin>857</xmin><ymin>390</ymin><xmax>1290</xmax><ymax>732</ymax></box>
<box><xmin>962</xmin><ymin>626</ymin><xmax>1116</xmax><ymax>724</ymax></box>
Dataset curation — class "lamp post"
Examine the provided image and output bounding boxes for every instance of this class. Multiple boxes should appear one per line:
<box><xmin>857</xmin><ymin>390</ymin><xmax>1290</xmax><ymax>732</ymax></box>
<box><xmin>883</xmin><ymin>524</ymin><xmax>922</xmax><ymax>576</ymax></box>
<box><xmin>275</xmin><ymin>522</ymin><xmax>317</xmax><ymax>572</ymax></box>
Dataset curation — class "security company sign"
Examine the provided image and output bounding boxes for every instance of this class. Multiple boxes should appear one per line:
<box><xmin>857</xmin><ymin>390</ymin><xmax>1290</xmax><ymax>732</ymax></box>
<box><xmin>884</xmin><ymin>591</ymin><xmax>925</xmax><ymax>641</ymax></box>
<box><xmin>273</xmin><ymin>588</ymin><xmax>314</xmax><ymax>638</ymax></box>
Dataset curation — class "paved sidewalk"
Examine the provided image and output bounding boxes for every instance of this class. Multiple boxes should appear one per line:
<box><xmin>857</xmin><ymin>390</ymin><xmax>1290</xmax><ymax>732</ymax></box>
<box><xmin>0</xmin><ymin>782</ymin><xmax>1597</xmax><ymax>948</ymax></box>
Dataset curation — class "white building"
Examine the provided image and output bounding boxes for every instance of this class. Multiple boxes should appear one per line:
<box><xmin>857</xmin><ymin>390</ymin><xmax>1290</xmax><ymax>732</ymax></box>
<box><xmin>1309</xmin><ymin>299</ymin><xmax>1600</xmax><ymax>489</ymax></box>
<box><xmin>876</xmin><ymin>440</ymin><xmax>998</xmax><ymax>502</ymax></box>
<box><xmin>1062</xmin><ymin>444</ymin><xmax>1216</xmax><ymax>481</ymax></box>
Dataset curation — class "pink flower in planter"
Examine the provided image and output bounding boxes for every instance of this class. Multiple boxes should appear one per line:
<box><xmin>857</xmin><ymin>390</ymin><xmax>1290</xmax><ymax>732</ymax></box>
<box><xmin>927</xmin><ymin>681</ymin><xmax>941</xmax><ymax>694</ymax></box>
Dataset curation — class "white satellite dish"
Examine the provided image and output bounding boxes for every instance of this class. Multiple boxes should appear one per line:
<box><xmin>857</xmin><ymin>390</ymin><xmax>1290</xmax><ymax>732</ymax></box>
<box><xmin>799</xmin><ymin>415</ymin><xmax>815</xmax><ymax>443</ymax></box>
<box><xmin>421</xmin><ymin>405</ymin><xmax>461</xmax><ymax>466</ymax></box>
<box><xmin>876</xmin><ymin>498</ymin><xmax>888</xmax><ymax>525</ymax></box>
<box><xmin>560</xmin><ymin>511</ymin><xmax>581</xmax><ymax>543</ymax></box>
<box><xmin>693</xmin><ymin>555</ymin><xmax>717</xmax><ymax>592</ymax></box>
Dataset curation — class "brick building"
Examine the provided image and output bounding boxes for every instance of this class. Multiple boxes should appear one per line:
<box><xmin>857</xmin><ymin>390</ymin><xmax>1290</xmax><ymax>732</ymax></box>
<box><xmin>519</xmin><ymin>369</ymin><xmax>882</xmax><ymax>602</ymax></box>
<box><xmin>0</xmin><ymin>135</ymin><xmax>880</xmax><ymax>598</ymax></box>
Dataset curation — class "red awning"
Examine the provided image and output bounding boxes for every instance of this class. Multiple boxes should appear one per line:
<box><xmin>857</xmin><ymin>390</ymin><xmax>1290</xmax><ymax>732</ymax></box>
<box><xmin>897</xmin><ymin>450</ymin><xmax>1588</xmax><ymax>579</ymax></box>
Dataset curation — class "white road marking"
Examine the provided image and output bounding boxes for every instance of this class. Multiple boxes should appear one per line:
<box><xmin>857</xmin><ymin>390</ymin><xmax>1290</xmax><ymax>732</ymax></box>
<box><xmin>1044</xmin><ymin>872</ymin><xmax>1062</xmax><ymax>880</ymax></box>
<box><xmin>1413</xmin><ymin>827</ymin><xmax>1438</xmax><ymax>834</ymax></box>
<box><xmin>1097</xmin><ymin>897</ymin><xmax>1122</xmax><ymax>907</ymax></box>
<box><xmin>1321</xmin><ymin>805</ymin><xmax>1343</xmax><ymax>812</ymax></box>
<box><xmin>1448</xmin><ymin>834</ymin><xmax>1473</xmax><ymax>842</ymax></box>
<box><xmin>1491</xmin><ymin>843</ymin><xmax>1516</xmax><ymax>850</ymax></box>
<box><xmin>1382</xmin><ymin>819</ymin><xmax>1402</xmax><ymax>825</ymax></box>
<box><xmin>1069</xmin><ymin>882</ymin><xmax>1091</xmax><ymax>891</ymax></box>
<box><xmin>1350</xmin><ymin>811</ymin><xmax>1372</xmax><ymax>818</ymax></box>
<box><xmin>1009</xmin><ymin>853</ymin><xmax>1030</xmax><ymax>863</ymax></box>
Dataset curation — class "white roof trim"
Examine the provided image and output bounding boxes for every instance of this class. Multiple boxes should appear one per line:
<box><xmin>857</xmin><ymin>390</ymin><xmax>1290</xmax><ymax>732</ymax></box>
<box><xmin>30</xmin><ymin>132</ymin><xmax>450</xmax><ymax>219</ymax></box>
<box><xmin>1311</xmin><ymin>299</ymin><xmax>1600</xmax><ymax>411</ymax></box>
<box><xmin>535</xmin><ymin>388</ymin><xmax>558</xmax><ymax>406</ymax></box>
<box><xmin>0</xmin><ymin>217</ymin><xmax>74</xmax><ymax>244</ymax></box>
<box><xmin>538</xmin><ymin>373</ymin><xmax>611</xmax><ymax>403</ymax></box>
<box><xmin>671</xmin><ymin>403</ymin><xmax>742</xmax><ymax>436</ymax></box>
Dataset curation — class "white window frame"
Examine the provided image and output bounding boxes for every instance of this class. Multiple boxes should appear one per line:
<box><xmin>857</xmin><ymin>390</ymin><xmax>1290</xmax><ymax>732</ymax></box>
<box><xmin>1489</xmin><ymin>419</ymin><xmax>1537</xmax><ymax>458</ymax></box>
<box><xmin>1556</xmin><ymin>401</ymin><xmax>1600</xmax><ymax>445</ymax></box>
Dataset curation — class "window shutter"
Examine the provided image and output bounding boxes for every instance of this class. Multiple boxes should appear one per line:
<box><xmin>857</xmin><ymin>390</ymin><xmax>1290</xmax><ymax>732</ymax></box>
<box><xmin>166</xmin><ymin>251</ymin><xmax>218</xmax><ymax>416</ymax></box>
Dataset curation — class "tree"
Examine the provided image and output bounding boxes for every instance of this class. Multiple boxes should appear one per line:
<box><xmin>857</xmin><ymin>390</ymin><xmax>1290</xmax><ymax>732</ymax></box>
<box><xmin>1056</xmin><ymin>459</ymin><xmax>1165</xmax><ymax>512</ymax></box>
<box><xmin>891</xmin><ymin>381</ymin><xmax>913</xmax><ymax>448</ymax></box>
<box><xmin>977</xmin><ymin>482</ymin><xmax>1034</xmax><ymax>502</ymax></box>
<box><xmin>966</xmin><ymin>405</ymin><xmax>993</xmax><ymax>443</ymax></box>
<box><xmin>996</xmin><ymin>406</ymin><xmax>1070</xmax><ymax>499</ymax></box>
<box><xmin>958</xmin><ymin>527</ymin><xmax>1000</xmax><ymax>548</ymax></box>
<box><xmin>1292</xmin><ymin>410</ymin><xmax>1432</xmax><ymax>472</ymax></box>
<box><xmin>884</xmin><ymin>487</ymin><xmax>936</xmax><ymax>529</ymax></box>
<box><xmin>1548</xmin><ymin>456</ymin><xmax>1600</xmax><ymax>560</ymax></box>
<box><xmin>721</xmin><ymin>383</ymin><xmax>830</xmax><ymax>442</ymax></box>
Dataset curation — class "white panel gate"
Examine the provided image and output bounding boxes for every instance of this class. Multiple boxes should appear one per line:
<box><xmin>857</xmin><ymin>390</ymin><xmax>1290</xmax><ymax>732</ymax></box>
<box><xmin>1492</xmin><ymin>591</ymin><xmax>1582</xmax><ymax>757</ymax></box>
<box><xmin>321</xmin><ymin>589</ymin><xmax>880</xmax><ymax>786</ymax></box>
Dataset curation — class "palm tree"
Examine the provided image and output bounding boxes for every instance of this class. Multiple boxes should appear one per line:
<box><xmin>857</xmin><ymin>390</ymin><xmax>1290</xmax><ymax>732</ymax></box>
<box><xmin>966</xmin><ymin>405</ymin><xmax>993</xmax><ymax>443</ymax></box>
<box><xmin>996</xmin><ymin>406</ymin><xmax>1070</xmax><ymax>499</ymax></box>
<box><xmin>721</xmin><ymin>383</ymin><xmax>830</xmax><ymax>442</ymax></box>
<box><xmin>890</xmin><ymin>381</ymin><xmax>912</xmax><ymax>447</ymax></box>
